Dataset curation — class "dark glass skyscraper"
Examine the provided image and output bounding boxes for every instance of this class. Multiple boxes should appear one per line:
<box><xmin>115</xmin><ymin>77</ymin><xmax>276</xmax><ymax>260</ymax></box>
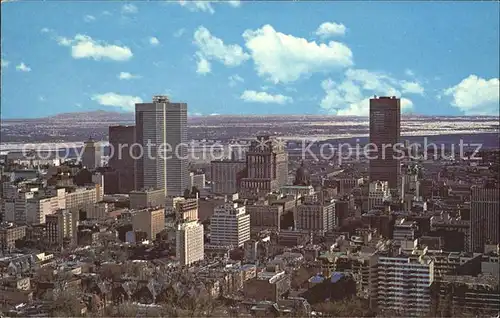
<box><xmin>108</xmin><ymin>125</ymin><xmax>135</xmax><ymax>193</ymax></box>
<box><xmin>369</xmin><ymin>96</ymin><xmax>401</xmax><ymax>189</ymax></box>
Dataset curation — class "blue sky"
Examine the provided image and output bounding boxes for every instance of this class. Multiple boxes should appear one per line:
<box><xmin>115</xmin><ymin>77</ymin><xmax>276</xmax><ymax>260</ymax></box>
<box><xmin>1</xmin><ymin>0</ymin><xmax>499</xmax><ymax>118</ymax></box>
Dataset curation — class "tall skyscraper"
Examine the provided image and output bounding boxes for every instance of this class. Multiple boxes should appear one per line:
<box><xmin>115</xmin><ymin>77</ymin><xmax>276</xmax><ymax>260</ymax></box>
<box><xmin>135</xmin><ymin>95</ymin><xmax>188</xmax><ymax>197</ymax></box>
<box><xmin>470</xmin><ymin>184</ymin><xmax>499</xmax><ymax>252</ymax></box>
<box><xmin>108</xmin><ymin>125</ymin><xmax>135</xmax><ymax>193</ymax></box>
<box><xmin>239</xmin><ymin>135</ymin><xmax>288</xmax><ymax>199</ymax></box>
<box><xmin>369</xmin><ymin>96</ymin><xmax>401</xmax><ymax>189</ymax></box>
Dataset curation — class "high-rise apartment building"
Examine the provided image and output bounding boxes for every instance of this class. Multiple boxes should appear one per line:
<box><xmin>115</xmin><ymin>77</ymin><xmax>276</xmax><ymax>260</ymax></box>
<box><xmin>135</xmin><ymin>95</ymin><xmax>188</xmax><ymax>197</ymax></box>
<box><xmin>176</xmin><ymin>220</ymin><xmax>204</xmax><ymax>266</ymax></box>
<box><xmin>81</xmin><ymin>138</ymin><xmax>101</xmax><ymax>170</ymax></box>
<box><xmin>471</xmin><ymin>184</ymin><xmax>499</xmax><ymax>252</ymax></box>
<box><xmin>210</xmin><ymin>159</ymin><xmax>246</xmax><ymax>195</ymax></box>
<box><xmin>239</xmin><ymin>135</ymin><xmax>288</xmax><ymax>199</ymax></box>
<box><xmin>108</xmin><ymin>125</ymin><xmax>136</xmax><ymax>193</ymax></box>
<box><xmin>210</xmin><ymin>201</ymin><xmax>250</xmax><ymax>247</ymax></box>
<box><xmin>369</xmin><ymin>96</ymin><xmax>401</xmax><ymax>190</ymax></box>
<box><xmin>369</xmin><ymin>255</ymin><xmax>432</xmax><ymax>316</ymax></box>
<box><xmin>132</xmin><ymin>207</ymin><xmax>165</xmax><ymax>241</ymax></box>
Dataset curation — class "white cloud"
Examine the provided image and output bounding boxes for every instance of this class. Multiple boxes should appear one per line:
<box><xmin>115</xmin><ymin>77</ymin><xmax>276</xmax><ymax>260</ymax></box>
<box><xmin>240</xmin><ymin>90</ymin><xmax>293</xmax><ymax>104</ymax></box>
<box><xmin>40</xmin><ymin>27</ymin><xmax>51</xmax><ymax>33</ymax></box>
<box><xmin>336</xmin><ymin>97</ymin><xmax>414</xmax><ymax>116</ymax></box>
<box><xmin>228</xmin><ymin>74</ymin><xmax>244</xmax><ymax>87</ymax></box>
<box><xmin>209</xmin><ymin>113</ymin><xmax>220</xmax><ymax>116</ymax></box>
<box><xmin>91</xmin><ymin>92</ymin><xmax>143</xmax><ymax>111</ymax></box>
<box><xmin>315</xmin><ymin>22</ymin><xmax>347</xmax><ymax>38</ymax></box>
<box><xmin>243</xmin><ymin>24</ymin><xmax>353</xmax><ymax>83</ymax></box>
<box><xmin>227</xmin><ymin>0</ymin><xmax>241</xmax><ymax>7</ymax></box>
<box><xmin>400</xmin><ymin>80</ymin><xmax>425</xmax><ymax>95</ymax></box>
<box><xmin>57</xmin><ymin>34</ymin><xmax>133</xmax><ymax>61</ymax></box>
<box><xmin>122</xmin><ymin>3</ymin><xmax>138</xmax><ymax>14</ymax></box>
<box><xmin>179</xmin><ymin>0</ymin><xmax>240</xmax><ymax>13</ymax></box>
<box><xmin>84</xmin><ymin>15</ymin><xmax>96</xmax><ymax>22</ymax></box>
<box><xmin>15</xmin><ymin>62</ymin><xmax>31</xmax><ymax>72</ymax></box>
<box><xmin>118</xmin><ymin>72</ymin><xmax>141</xmax><ymax>80</ymax></box>
<box><xmin>344</xmin><ymin>68</ymin><xmax>399</xmax><ymax>95</ymax></box>
<box><xmin>321</xmin><ymin>68</ymin><xmax>418</xmax><ymax>115</ymax></box>
<box><xmin>443</xmin><ymin>75</ymin><xmax>499</xmax><ymax>115</ymax></box>
<box><xmin>1</xmin><ymin>59</ymin><xmax>9</xmax><ymax>68</ymax></box>
<box><xmin>149</xmin><ymin>37</ymin><xmax>160</xmax><ymax>46</ymax></box>
<box><xmin>174</xmin><ymin>28</ymin><xmax>186</xmax><ymax>38</ymax></box>
<box><xmin>194</xmin><ymin>26</ymin><xmax>250</xmax><ymax>68</ymax></box>
<box><xmin>405</xmin><ymin>69</ymin><xmax>415</xmax><ymax>77</ymax></box>
<box><xmin>179</xmin><ymin>0</ymin><xmax>215</xmax><ymax>14</ymax></box>
<box><xmin>39</xmin><ymin>96</ymin><xmax>46</xmax><ymax>102</ymax></box>
<box><xmin>196</xmin><ymin>55</ymin><xmax>211</xmax><ymax>74</ymax></box>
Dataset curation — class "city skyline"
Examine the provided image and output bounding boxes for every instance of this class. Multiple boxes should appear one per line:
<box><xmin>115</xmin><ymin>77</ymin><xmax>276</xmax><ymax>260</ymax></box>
<box><xmin>1</xmin><ymin>1</ymin><xmax>499</xmax><ymax>119</ymax></box>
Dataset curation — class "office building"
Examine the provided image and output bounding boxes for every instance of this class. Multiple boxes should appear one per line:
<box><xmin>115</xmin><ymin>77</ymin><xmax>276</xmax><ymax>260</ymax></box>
<box><xmin>393</xmin><ymin>218</ymin><xmax>418</xmax><ymax>244</ymax></box>
<box><xmin>135</xmin><ymin>95</ymin><xmax>188</xmax><ymax>197</ymax></box>
<box><xmin>211</xmin><ymin>201</ymin><xmax>250</xmax><ymax>247</ymax></box>
<box><xmin>369</xmin><ymin>96</ymin><xmax>401</xmax><ymax>189</ymax></box>
<box><xmin>3</xmin><ymin>191</ymin><xmax>34</xmax><ymax>224</ymax></box>
<box><xmin>189</xmin><ymin>172</ymin><xmax>205</xmax><ymax>190</ymax></box>
<box><xmin>295</xmin><ymin>195</ymin><xmax>336</xmax><ymax>235</ymax></box>
<box><xmin>176</xmin><ymin>220</ymin><xmax>204</xmax><ymax>266</ymax></box>
<box><xmin>108</xmin><ymin>125</ymin><xmax>136</xmax><ymax>193</ymax></box>
<box><xmin>471</xmin><ymin>184</ymin><xmax>499</xmax><ymax>252</ymax></box>
<box><xmin>430</xmin><ymin>212</ymin><xmax>470</xmax><ymax>252</ymax></box>
<box><xmin>129</xmin><ymin>188</ymin><xmax>165</xmax><ymax>210</ymax></box>
<box><xmin>210</xmin><ymin>159</ymin><xmax>246</xmax><ymax>195</ymax></box>
<box><xmin>246</xmin><ymin>199</ymin><xmax>283</xmax><ymax>233</ymax></box>
<box><xmin>81</xmin><ymin>137</ymin><xmax>101</xmax><ymax>170</ymax></box>
<box><xmin>431</xmin><ymin>274</ymin><xmax>500</xmax><ymax>316</ymax></box>
<box><xmin>64</xmin><ymin>186</ymin><xmax>98</xmax><ymax>211</ymax></box>
<box><xmin>26</xmin><ymin>189</ymin><xmax>66</xmax><ymax>225</ymax></box>
<box><xmin>132</xmin><ymin>208</ymin><xmax>165</xmax><ymax>241</ymax></box>
<box><xmin>166</xmin><ymin>197</ymin><xmax>198</xmax><ymax>222</ymax></box>
<box><xmin>0</xmin><ymin>223</ymin><xmax>26</xmax><ymax>250</ymax></box>
<box><xmin>239</xmin><ymin>135</ymin><xmax>288</xmax><ymax>199</ymax></box>
<box><xmin>368</xmin><ymin>181</ymin><xmax>391</xmax><ymax>211</ymax></box>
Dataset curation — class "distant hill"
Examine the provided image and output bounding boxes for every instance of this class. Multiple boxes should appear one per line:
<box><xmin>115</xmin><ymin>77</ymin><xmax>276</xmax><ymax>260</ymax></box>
<box><xmin>44</xmin><ymin>110</ymin><xmax>134</xmax><ymax>122</ymax></box>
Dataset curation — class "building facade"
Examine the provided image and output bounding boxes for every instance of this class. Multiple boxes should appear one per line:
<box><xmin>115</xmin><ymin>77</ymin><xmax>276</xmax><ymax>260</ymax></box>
<box><xmin>239</xmin><ymin>135</ymin><xmax>288</xmax><ymax>200</ymax></box>
<box><xmin>131</xmin><ymin>208</ymin><xmax>165</xmax><ymax>241</ymax></box>
<box><xmin>210</xmin><ymin>202</ymin><xmax>250</xmax><ymax>247</ymax></box>
<box><xmin>210</xmin><ymin>159</ymin><xmax>246</xmax><ymax>195</ymax></box>
<box><xmin>176</xmin><ymin>220</ymin><xmax>204</xmax><ymax>266</ymax></box>
<box><xmin>369</xmin><ymin>97</ymin><xmax>401</xmax><ymax>190</ymax></box>
<box><xmin>134</xmin><ymin>95</ymin><xmax>188</xmax><ymax>197</ymax></box>
<box><xmin>470</xmin><ymin>184</ymin><xmax>499</xmax><ymax>252</ymax></box>
<box><xmin>108</xmin><ymin>125</ymin><xmax>136</xmax><ymax>193</ymax></box>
